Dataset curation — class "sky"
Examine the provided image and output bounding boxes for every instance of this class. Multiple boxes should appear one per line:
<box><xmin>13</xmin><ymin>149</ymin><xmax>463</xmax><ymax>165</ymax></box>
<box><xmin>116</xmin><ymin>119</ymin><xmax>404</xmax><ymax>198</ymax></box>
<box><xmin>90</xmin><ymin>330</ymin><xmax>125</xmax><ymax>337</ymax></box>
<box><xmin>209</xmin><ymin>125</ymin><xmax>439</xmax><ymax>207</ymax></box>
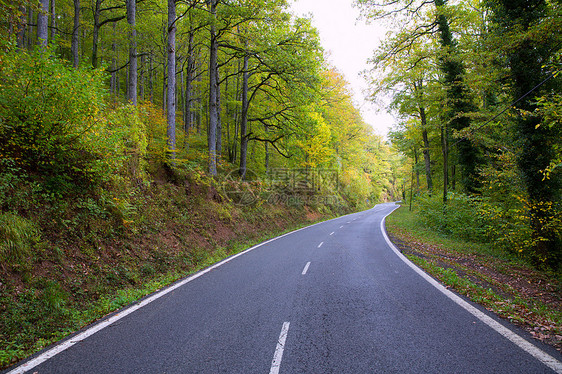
<box><xmin>290</xmin><ymin>0</ymin><xmax>396</xmax><ymax>137</ymax></box>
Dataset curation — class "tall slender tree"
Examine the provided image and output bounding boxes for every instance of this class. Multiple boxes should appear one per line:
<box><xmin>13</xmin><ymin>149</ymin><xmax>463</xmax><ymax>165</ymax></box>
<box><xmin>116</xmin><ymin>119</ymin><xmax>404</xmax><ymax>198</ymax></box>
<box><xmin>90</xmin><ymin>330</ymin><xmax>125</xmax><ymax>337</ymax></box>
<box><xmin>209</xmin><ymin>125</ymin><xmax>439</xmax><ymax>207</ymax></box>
<box><xmin>72</xmin><ymin>0</ymin><xmax>80</xmax><ymax>67</ymax></box>
<box><xmin>127</xmin><ymin>0</ymin><xmax>137</xmax><ymax>105</ymax></box>
<box><xmin>17</xmin><ymin>5</ymin><xmax>27</xmax><ymax>49</ymax></box>
<box><xmin>207</xmin><ymin>0</ymin><xmax>218</xmax><ymax>175</ymax></box>
<box><xmin>167</xmin><ymin>0</ymin><xmax>177</xmax><ymax>161</ymax></box>
<box><xmin>50</xmin><ymin>0</ymin><xmax>56</xmax><ymax>40</ymax></box>
<box><xmin>37</xmin><ymin>0</ymin><xmax>49</xmax><ymax>46</ymax></box>
<box><xmin>239</xmin><ymin>51</ymin><xmax>249</xmax><ymax>179</ymax></box>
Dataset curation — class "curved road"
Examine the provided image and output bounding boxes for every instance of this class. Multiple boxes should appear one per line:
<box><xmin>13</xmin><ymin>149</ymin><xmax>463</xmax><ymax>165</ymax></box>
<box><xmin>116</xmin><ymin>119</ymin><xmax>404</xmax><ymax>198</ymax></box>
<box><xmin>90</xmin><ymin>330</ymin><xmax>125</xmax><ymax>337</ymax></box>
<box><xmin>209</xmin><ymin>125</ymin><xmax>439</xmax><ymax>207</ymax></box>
<box><xmin>7</xmin><ymin>203</ymin><xmax>562</xmax><ymax>373</ymax></box>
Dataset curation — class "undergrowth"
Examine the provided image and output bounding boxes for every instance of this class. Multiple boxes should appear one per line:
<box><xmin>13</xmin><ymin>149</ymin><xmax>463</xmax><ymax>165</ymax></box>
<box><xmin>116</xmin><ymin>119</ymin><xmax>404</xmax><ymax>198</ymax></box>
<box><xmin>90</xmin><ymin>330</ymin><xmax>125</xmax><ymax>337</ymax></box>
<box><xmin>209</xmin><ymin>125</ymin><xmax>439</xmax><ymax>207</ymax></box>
<box><xmin>386</xmin><ymin>205</ymin><xmax>562</xmax><ymax>351</ymax></box>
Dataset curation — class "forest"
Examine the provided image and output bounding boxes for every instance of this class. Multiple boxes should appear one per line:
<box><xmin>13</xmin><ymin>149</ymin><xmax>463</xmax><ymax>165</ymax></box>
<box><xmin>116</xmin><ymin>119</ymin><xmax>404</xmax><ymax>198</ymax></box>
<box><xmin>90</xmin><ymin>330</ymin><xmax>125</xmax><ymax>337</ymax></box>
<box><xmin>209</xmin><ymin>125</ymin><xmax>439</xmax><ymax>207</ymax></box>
<box><xmin>357</xmin><ymin>0</ymin><xmax>562</xmax><ymax>269</ymax></box>
<box><xmin>0</xmin><ymin>0</ymin><xmax>400</xmax><ymax>204</ymax></box>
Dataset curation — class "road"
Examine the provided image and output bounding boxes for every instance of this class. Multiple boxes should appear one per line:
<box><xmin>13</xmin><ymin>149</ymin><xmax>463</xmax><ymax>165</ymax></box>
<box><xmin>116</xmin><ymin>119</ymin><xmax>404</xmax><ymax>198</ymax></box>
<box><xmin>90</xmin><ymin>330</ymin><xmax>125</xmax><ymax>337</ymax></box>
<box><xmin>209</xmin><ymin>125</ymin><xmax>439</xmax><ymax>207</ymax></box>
<box><xmin>7</xmin><ymin>203</ymin><xmax>562</xmax><ymax>373</ymax></box>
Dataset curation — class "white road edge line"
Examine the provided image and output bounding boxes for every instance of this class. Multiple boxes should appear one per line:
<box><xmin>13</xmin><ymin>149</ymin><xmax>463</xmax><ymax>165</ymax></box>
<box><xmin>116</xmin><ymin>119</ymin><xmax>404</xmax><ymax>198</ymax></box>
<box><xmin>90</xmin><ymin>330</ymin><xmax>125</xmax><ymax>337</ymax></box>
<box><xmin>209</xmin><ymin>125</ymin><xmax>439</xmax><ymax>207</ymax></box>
<box><xmin>381</xmin><ymin>205</ymin><xmax>562</xmax><ymax>374</ymax></box>
<box><xmin>302</xmin><ymin>262</ymin><xmax>311</xmax><ymax>275</ymax></box>
<box><xmin>7</xmin><ymin>213</ymin><xmax>347</xmax><ymax>374</ymax></box>
<box><xmin>269</xmin><ymin>322</ymin><xmax>290</xmax><ymax>374</ymax></box>
<box><xmin>317</xmin><ymin>242</ymin><xmax>323</xmax><ymax>248</ymax></box>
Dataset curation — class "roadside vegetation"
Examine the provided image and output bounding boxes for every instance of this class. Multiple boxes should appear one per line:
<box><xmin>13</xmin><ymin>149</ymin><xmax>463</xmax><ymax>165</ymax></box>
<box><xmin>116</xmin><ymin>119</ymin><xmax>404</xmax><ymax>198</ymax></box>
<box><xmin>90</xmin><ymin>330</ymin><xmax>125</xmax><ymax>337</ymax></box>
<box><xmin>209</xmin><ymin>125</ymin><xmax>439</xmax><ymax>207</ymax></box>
<box><xmin>386</xmin><ymin>201</ymin><xmax>562</xmax><ymax>352</ymax></box>
<box><xmin>358</xmin><ymin>0</ymin><xmax>562</xmax><ymax>269</ymax></box>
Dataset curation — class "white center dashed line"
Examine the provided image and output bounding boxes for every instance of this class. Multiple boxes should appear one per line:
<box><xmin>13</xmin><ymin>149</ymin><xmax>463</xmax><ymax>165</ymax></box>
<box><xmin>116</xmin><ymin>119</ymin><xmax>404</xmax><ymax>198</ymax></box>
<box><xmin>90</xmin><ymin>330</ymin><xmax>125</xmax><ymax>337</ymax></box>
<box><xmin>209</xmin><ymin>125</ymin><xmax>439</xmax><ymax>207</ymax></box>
<box><xmin>318</xmin><ymin>242</ymin><xmax>323</xmax><ymax>248</ymax></box>
<box><xmin>302</xmin><ymin>262</ymin><xmax>311</xmax><ymax>275</ymax></box>
<box><xmin>269</xmin><ymin>322</ymin><xmax>290</xmax><ymax>374</ymax></box>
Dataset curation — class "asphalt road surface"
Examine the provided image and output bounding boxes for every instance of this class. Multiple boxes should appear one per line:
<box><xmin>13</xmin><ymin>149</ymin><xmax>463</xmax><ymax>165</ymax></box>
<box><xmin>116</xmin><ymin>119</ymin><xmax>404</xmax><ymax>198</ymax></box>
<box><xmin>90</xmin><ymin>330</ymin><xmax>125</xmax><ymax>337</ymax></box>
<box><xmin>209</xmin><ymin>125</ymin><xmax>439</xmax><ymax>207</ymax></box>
<box><xmin>7</xmin><ymin>203</ymin><xmax>562</xmax><ymax>374</ymax></box>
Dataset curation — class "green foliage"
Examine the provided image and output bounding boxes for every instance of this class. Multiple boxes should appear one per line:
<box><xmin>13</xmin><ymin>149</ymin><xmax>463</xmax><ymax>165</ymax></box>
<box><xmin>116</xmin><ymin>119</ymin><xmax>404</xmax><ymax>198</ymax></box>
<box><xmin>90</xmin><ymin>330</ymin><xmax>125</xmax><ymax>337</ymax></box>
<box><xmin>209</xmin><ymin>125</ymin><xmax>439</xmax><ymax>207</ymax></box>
<box><xmin>480</xmin><ymin>196</ymin><xmax>562</xmax><ymax>266</ymax></box>
<box><xmin>0</xmin><ymin>211</ymin><xmax>39</xmax><ymax>266</ymax></box>
<box><xmin>89</xmin><ymin>103</ymin><xmax>148</xmax><ymax>184</ymax></box>
<box><xmin>0</xmin><ymin>46</ymin><xmax>107</xmax><ymax>195</ymax></box>
<box><xmin>417</xmin><ymin>192</ymin><xmax>486</xmax><ymax>241</ymax></box>
<box><xmin>0</xmin><ymin>46</ymin><xmax>154</xmax><ymax>199</ymax></box>
<box><xmin>535</xmin><ymin>92</ymin><xmax>562</xmax><ymax>180</ymax></box>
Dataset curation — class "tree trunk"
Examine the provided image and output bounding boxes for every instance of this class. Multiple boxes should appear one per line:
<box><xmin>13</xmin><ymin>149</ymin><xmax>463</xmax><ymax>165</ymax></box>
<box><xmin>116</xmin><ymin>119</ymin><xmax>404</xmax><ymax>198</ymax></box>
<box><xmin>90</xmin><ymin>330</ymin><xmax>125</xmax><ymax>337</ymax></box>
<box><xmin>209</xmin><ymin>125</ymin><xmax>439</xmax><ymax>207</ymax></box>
<box><xmin>224</xmin><ymin>71</ymin><xmax>231</xmax><ymax>159</ymax></box>
<box><xmin>216</xmin><ymin>69</ymin><xmax>222</xmax><ymax>163</ymax></box>
<box><xmin>441</xmin><ymin>123</ymin><xmax>448</xmax><ymax>203</ymax></box>
<box><xmin>420</xmin><ymin>107</ymin><xmax>433</xmax><ymax>192</ymax></box>
<box><xmin>116</xmin><ymin>49</ymin><xmax>120</xmax><ymax>97</ymax></box>
<box><xmin>17</xmin><ymin>6</ymin><xmax>27</xmax><ymax>49</ymax></box>
<box><xmin>409</xmin><ymin>164</ymin><xmax>414</xmax><ymax>211</ymax></box>
<box><xmin>72</xmin><ymin>0</ymin><xmax>80</xmax><ymax>67</ymax></box>
<box><xmin>239</xmin><ymin>53</ymin><xmax>249</xmax><ymax>180</ymax></box>
<box><xmin>81</xmin><ymin>22</ymin><xmax>86</xmax><ymax>60</ymax></box>
<box><xmin>127</xmin><ymin>0</ymin><xmax>137</xmax><ymax>105</ymax></box>
<box><xmin>162</xmin><ymin>59</ymin><xmax>167</xmax><ymax>113</ymax></box>
<box><xmin>196</xmin><ymin>61</ymin><xmax>203</xmax><ymax>133</ymax></box>
<box><xmin>183</xmin><ymin>64</ymin><xmax>190</xmax><ymax>131</ymax></box>
<box><xmin>37</xmin><ymin>0</ymin><xmax>49</xmax><ymax>47</ymax></box>
<box><xmin>264</xmin><ymin>124</ymin><xmax>270</xmax><ymax>173</ymax></box>
<box><xmin>149</xmin><ymin>53</ymin><xmax>154</xmax><ymax>103</ymax></box>
<box><xmin>184</xmin><ymin>30</ymin><xmax>194</xmax><ymax>133</ymax></box>
<box><xmin>180</xmin><ymin>67</ymin><xmax>184</xmax><ymax>128</ymax></box>
<box><xmin>125</xmin><ymin>67</ymin><xmax>129</xmax><ymax>101</ymax></box>
<box><xmin>413</xmin><ymin>146</ymin><xmax>420</xmax><ymax>191</ymax></box>
<box><xmin>231</xmin><ymin>58</ymin><xmax>241</xmax><ymax>163</ymax></box>
<box><xmin>167</xmin><ymin>0</ymin><xmax>177</xmax><ymax>162</ymax></box>
<box><xmin>111</xmin><ymin>22</ymin><xmax>117</xmax><ymax>97</ymax></box>
<box><xmin>92</xmin><ymin>0</ymin><xmax>101</xmax><ymax>67</ymax></box>
<box><xmin>207</xmin><ymin>0</ymin><xmax>218</xmax><ymax>175</ymax></box>
<box><xmin>27</xmin><ymin>8</ymin><xmax>34</xmax><ymax>48</ymax></box>
<box><xmin>139</xmin><ymin>53</ymin><xmax>146</xmax><ymax>100</ymax></box>
<box><xmin>50</xmin><ymin>0</ymin><xmax>56</xmax><ymax>40</ymax></box>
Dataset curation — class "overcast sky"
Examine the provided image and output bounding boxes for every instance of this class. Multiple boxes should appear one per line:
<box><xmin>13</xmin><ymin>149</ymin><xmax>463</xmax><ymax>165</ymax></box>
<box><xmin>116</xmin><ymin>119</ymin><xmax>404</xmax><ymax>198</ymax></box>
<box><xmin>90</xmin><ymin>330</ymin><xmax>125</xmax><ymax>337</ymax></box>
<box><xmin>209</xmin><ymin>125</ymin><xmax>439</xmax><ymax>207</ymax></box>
<box><xmin>290</xmin><ymin>0</ymin><xmax>396</xmax><ymax>137</ymax></box>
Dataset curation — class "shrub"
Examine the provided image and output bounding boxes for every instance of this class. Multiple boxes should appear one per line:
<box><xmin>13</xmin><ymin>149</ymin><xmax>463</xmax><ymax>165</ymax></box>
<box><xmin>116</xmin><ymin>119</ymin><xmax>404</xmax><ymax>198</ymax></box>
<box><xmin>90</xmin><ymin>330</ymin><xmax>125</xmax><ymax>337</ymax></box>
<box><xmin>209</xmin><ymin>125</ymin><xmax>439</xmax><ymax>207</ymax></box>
<box><xmin>417</xmin><ymin>192</ymin><xmax>486</xmax><ymax>241</ymax></box>
<box><xmin>0</xmin><ymin>46</ymin><xmax>107</xmax><ymax>195</ymax></box>
<box><xmin>87</xmin><ymin>103</ymin><xmax>148</xmax><ymax>187</ymax></box>
<box><xmin>0</xmin><ymin>212</ymin><xmax>39</xmax><ymax>265</ymax></box>
<box><xmin>479</xmin><ymin>197</ymin><xmax>562</xmax><ymax>266</ymax></box>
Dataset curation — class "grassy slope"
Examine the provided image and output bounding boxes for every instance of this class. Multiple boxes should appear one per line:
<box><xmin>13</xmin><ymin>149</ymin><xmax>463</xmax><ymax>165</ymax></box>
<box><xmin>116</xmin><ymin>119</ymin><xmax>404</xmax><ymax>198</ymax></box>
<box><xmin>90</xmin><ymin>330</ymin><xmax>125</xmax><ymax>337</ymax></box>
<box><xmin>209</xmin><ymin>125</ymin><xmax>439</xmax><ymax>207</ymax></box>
<box><xmin>385</xmin><ymin>205</ymin><xmax>562</xmax><ymax>352</ymax></box>
<box><xmin>0</xmin><ymin>172</ymin><xmax>353</xmax><ymax>369</ymax></box>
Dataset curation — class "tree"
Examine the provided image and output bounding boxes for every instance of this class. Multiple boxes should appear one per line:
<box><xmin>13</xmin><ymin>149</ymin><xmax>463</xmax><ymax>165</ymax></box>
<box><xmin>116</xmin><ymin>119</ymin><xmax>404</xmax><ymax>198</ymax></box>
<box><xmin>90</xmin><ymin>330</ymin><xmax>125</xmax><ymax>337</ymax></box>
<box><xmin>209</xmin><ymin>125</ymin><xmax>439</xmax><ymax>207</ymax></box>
<box><xmin>72</xmin><ymin>0</ymin><xmax>80</xmax><ymax>67</ymax></box>
<box><xmin>37</xmin><ymin>0</ymin><xmax>49</xmax><ymax>46</ymax></box>
<box><xmin>357</xmin><ymin>0</ymin><xmax>482</xmax><ymax>196</ymax></box>
<box><xmin>364</xmin><ymin>25</ymin><xmax>440</xmax><ymax>194</ymax></box>
<box><xmin>91</xmin><ymin>0</ymin><xmax>126</xmax><ymax>68</ymax></box>
<box><xmin>232</xmin><ymin>14</ymin><xmax>322</xmax><ymax>179</ymax></box>
<box><xmin>167</xmin><ymin>0</ymin><xmax>177</xmax><ymax>161</ymax></box>
<box><xmin>207</xmin><ymin>0</ymin><xmax>218</xmax><ymax>175</ymax></box>
<box><xmin>50</xmin><ymin>0</ymin><xmax>56</xmax><ymax>40</ymax></box>
<box><xmin>127</xmin><ymin>0</ymin><xmax>137</xmax><ymax>105</ymax></box>
<box><xmin>434</xmin><ymin>0</ymin><xmax>480</xmax><ymax>195</ymax></box>
<box><xmin>239</xmin><ymin>50</ymin><xmax>249</xmax><ymax>178</ymax></box>
<box><xmin>486</xmin><ymin>0</ymin><xmax>562</xmax><ymax>267</ymax></box>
